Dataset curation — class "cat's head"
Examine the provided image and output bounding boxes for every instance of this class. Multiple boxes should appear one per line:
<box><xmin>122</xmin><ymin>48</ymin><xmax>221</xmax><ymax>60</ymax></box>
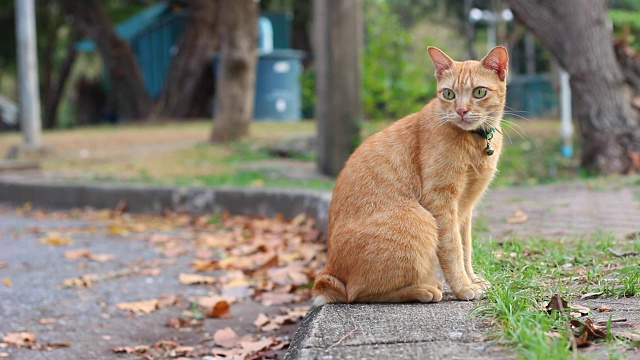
<box><xmin>427</xmin><ymin>46</ymin><xmax>508</xmax><ymax>131</ymax></box>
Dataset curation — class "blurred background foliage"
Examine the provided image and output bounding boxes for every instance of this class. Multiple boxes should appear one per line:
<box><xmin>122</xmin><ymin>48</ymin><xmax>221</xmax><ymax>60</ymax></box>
<box><xmin>0</xmin><ymin>0</ymin><xmax>639</xmax><ymax>126</ymax></box>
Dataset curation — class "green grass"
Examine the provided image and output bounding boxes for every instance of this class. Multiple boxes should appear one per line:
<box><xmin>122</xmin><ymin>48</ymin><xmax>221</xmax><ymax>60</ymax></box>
<box><xmin>472</xmin><ymin>233</ymin><xmax>640</xmax><ymax>359</ymax></box>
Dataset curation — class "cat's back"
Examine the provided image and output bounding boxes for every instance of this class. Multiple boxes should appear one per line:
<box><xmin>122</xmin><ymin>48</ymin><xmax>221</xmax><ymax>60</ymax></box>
<box><xmin>329</xmin><ymin>112</ymin><xmax>427</xmax><ymax>219</ymax></box>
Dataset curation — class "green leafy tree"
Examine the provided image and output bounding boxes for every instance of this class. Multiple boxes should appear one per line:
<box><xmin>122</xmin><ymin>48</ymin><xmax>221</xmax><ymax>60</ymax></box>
<box><xmin>362</xmin><ymin>0</ymin><xmax>435</xmax><ymax>120</ymax></box>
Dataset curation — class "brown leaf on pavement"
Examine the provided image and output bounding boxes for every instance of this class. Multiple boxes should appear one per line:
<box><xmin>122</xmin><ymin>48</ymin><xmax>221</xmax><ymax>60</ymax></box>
<box><xmin>64</xmin><ymin>249</ymin><xmax>115</xmax><ymax>262</ymax></box>
<box><xmin>107</xmin><ymin>223</ymin><xmax>130</xmax><ymax>236</ymax></box>
<box><xmin>239</xmin><ymin>337</ymin><xmax>275</xmax><ymax>353</ymax></box>
<box><xmin>38</xmin><ymin>318</ymin><xmax>57</xmax><ymax>325</ymax></box>
<box><xmin>112</xmin><ymin>345</ymin><xmax>150</xmax><ymax>354</ymax></box>
<box><xmin>2</xmin><ymin>332</ymin><xmax>36</xmax><ymax>348</ymax></box>
<box><xmin>214</xmin><ymin>327</ymin><xmax>239</xmax><ymax>349</ymax></box>
<box><xmin>116</xmin><ymin>299</ymin><xmax>159</xmax><ymax>314</ymax></box>
<box><xmin>597</xmin><ymin>305</ymin><xmax>613</xmax><ymax>312</ymax></box>
<box><xmin>178</xmin><ymin>273</ymin><xmax>216</xmax><ymax>285</ymax></box>
<box><xmin>506</xmin><ymin>209</ymin><xmax>529</xmax><ymax>224</ymax></box>
<box><xmin>205</xmin><ymin>300</ymin><xmax>231</xmax><ymax>319</ymax></box>
<box><xmin>40</xmin><ymin>232</ymin><xmax>71</xmax><ymax>245</ymax></box>
<box><xmin>191</xmin><ymin>259</ymin><xmax>220</xmax><ymax>272</ymax></box>
<box><xmin>253</xmin><ymin>313</ymin><xmax>270</xmax><ymax>328</ymax></box>
<box><xmin>2</xmin><ymin>278</ymin><xmax>12</xmax><ymax>287</ymax></box>
<box><xmin>64</xmin><ymin>249</ymin><xmax>91</xmax><ymax>259</ymax></box>
<box><xmin>258</xmin><ymin>292</ymin><xmax>296</xmax><ymax>306</ymax></box>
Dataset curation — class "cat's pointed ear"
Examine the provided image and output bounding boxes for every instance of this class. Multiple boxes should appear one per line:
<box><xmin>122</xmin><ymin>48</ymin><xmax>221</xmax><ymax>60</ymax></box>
<box><xmin>428</xmin><ymin>46</ymin><xmax>454</xmax><ymax>78</ymax></box>
<box><xmin>481</xmin><ymin>46</ymin><xmax>509</xmax><ymax>81</ymax></box>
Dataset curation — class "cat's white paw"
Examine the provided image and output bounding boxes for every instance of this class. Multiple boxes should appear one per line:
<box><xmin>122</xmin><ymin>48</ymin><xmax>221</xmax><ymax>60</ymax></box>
<box><xmin>452</xmin><ymin>283</ymin><xmax>486</xmax><ymax>301</ymax></box>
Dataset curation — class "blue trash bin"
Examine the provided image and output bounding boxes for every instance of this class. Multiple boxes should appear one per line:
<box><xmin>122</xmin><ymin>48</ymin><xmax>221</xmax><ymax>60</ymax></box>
<box><xmin>253</xmin><ymin>49</ymin><xmax>305</xmax><ymax>121</ymax></box>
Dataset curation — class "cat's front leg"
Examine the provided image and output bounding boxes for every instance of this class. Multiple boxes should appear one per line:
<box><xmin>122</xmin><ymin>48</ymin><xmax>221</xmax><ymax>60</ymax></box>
<box><xmin>460</xmin><ymin>212</ymin><xmax>490</xmax><ymax>290</ymax></box>
<box><xmin>434</xmin><ymin>210</ymin><xmax>485</xmax><ymax>300</ymax></box>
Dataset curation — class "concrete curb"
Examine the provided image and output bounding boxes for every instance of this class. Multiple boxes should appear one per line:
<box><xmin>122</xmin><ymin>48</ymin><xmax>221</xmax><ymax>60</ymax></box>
<box><xmin>0</xmin><ymin>178</ymin><xmax>332</xmax><ymax>232</ymax></box>
<box><xmin>284</xmin><ymin>302</ymin><xmax>495</xmax><ymax>360</ymax></box>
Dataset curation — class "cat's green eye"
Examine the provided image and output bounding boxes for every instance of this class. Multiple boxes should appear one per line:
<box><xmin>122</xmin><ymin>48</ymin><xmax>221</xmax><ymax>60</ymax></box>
<box><xmin>442</xmin><ymin>88</ymin><xmax>455</xmax><ymax>100</ymax></box>
<box><xmin>473</xmin><ymin>87</ymin><xmax>488</xmax><ymax>99</ymax></box>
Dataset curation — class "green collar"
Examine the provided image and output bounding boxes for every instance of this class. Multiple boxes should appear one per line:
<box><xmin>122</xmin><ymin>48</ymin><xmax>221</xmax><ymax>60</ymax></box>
<box><xmin>468</xmin><ymin>126</ymin><xmax>495</xmax><ymax>140</ymax></box>
<box><xmin>468</xmin><ymin>127</ymin><xmax>496</xmax><ymax>156</ymax></box>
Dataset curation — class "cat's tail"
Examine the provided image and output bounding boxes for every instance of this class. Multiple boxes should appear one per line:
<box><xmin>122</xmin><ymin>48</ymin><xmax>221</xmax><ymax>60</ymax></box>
<box><xmin>312</xmin><ymin>273</ymin><xmax>348</xmax><ymax>306</ymax></box>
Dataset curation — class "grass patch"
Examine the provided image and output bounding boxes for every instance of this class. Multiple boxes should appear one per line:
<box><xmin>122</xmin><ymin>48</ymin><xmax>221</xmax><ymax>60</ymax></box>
<box><xmin>473</xmin><ymin>233</ymin><xmax>640</xmax><ymax>358</ymax></box>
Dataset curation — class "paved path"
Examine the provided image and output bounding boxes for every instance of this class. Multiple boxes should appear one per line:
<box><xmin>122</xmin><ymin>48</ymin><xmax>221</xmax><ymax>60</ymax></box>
<box><xmin>482</xmin><ymin>181</ymin><xmax>640</xmax><ymax>240</ymax></box>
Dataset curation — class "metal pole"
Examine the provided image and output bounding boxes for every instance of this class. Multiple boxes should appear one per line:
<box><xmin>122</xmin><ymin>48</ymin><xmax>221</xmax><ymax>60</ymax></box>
<box><xmin>15</xmin><ymin>0</ymin><xmax>42</xmax><ymax>148</ymax></box>
<box><xmin>560</xmin><ymin>69</ymin><xmax>573</xmax><ymax>158</ymax></box>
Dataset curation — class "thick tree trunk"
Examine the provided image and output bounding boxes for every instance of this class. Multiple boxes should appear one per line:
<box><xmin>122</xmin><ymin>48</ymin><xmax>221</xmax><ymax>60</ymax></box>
<box><xmin>152</xmin><ymin>0</ymin><xmax>219</xmax><ymax>119</ymax></box>
<box><xmin>60</xmin><ymin>0</ymin><xmax>151</xmax><ymax>121</ymax></box>
<box><xmin>313</xmin><ymin>0</ymin><xmax>363</xmax><ymax>176</ymax></box>
<box><xmin>210</xmin><ymin>0</ymin><xmax>258</xmax><ymax>143</ymax></box>
<box><xmin>507</xmin><ymin>0</ymin><xmax>640</xmax><ymax>174</ymax></box>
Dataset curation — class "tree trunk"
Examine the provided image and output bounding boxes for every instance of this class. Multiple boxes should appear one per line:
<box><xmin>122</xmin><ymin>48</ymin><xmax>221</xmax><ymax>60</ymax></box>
<box><xmin>507</xmin><ymin>0</ymin><xmax>640</xmax><ymax>174</ymax></box>
<box><xmin>463</xmin><ymin>0</ymin><xmax>477</xmax><ymax>60</ymax></box>
<box><xmin>313</xmin><ymin>0</ymin><xmax>363</xmax><ymax>176</ymax></box>
<box><xmin>152</xmin><ymin>0</ymin><xmax>219</xmax><ymax>119</ymax></box>
<box><xmin>210</xmin><ymin>0</ymin><xmax>258</xmax><ymax>143</ymax></box>
<box><xmin>42</xmin><ymin>30</ymin><xmax>79</xmax><ymax>129</ymax></box>
<box><xmin>60</xmin><ymin>0</ymin><xmax>151</xmax><ymax>121</ymax></box>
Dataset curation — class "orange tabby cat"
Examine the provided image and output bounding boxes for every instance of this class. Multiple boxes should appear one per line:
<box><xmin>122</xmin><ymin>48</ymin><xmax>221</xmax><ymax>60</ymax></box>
<box><xmin>313</xmin><ymin>46</ymin><xmax>508</xmax><ymax>305</ymax></box>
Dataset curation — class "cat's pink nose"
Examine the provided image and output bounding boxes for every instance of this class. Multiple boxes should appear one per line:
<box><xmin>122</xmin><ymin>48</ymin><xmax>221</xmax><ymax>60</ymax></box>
<box><xmin>456</xmin><ymin>108</ymin><xmax>468</xmax><ymax>118</ymax></box>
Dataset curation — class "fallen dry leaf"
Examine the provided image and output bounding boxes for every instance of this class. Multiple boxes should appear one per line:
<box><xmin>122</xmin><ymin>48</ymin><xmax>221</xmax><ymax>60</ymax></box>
<box><xmin>178</xmin><ymin>273</ymin><xmax>216</xmax><ymax>285</ymax></box>
<box><xmin>214</xmin><ymin>327</ymin><xmax>239</xmax><ymax>349</ymax></box>
<box><xmin>2</xmin><ymin>331</ymin><xmax>36</xmax><ymax>347</ymax></box>
<box><xmin>64</xmin><ymin>249</ymin><xmax>91</xmax><ymax>259</ymax></box>
<box><xmin>597</xmin><ymin>305</ymin><xmax>613</xmax><ymax>312</ymax></box>
<box><xmin>192</xmin><ymin>259</ymin><xmax>220</xmax><ymax>272</ymax></box>
<box><xmin>206</xmin><ymin>300</ymin><xmax>231</xmax><ymax>319</ymax></box>
<box><xmin>64</xmin><ymin>249</ymin><xmax>115</xmax><ymax>262</ymax></box>
<box><xmin>507</xmin><ymin>209</ymin><xmax>529</xmax><ymax>224</ymax></box>
<box><xmin>40</xmin><ymin>233</ymin><xmax>71</xmax><ymax>245</ymax></box>
<box><xmin>580</xmin><ymin>291</ymin><xmax>604</xmax><ymax>300</ymax></box>
<box><xmin>258</xmin><ymin>292</ymin><xmax>295</xmax><ymax>306</ymax></box>
<box><xmin>239</xmin><ymin>337</ymin><xmax>275</xmax><ymax>352</ymax></box>
<box><xmin>2</xmin><ymin>278</ymin><xmax>12</xmax><ymax>287</ymax></box>
<box><xmin>107</xmin><ymin>223</ymin><xmax>130</xmax><ymax>236</ymax></box>
<box><xmin>116</xmin><ymin>299</ymin><xmax>159</xmax><ymax>314</ymax></box>
<box><xmin>571</xmin><ymin>318</ymin><xmax>607</xmax><ymax>348</ymax></box>
<box><xmin>112</xmin><ymin>345</ymin><xmax>150</xmax><ymax>354</ymax></box>
<box><xmin>253</xmin><ymin>313</ymin><xmax>270</xmax><ymax>328</ymax></box>
<box><xmin>545</xmin><ymin>294</ymin><xmax>568</xmax><ymax>313</ymax></box>
<box><xmin>38</xmin><ymin>318</ymin><xmax>57</xmax><ymax>325</ymax></box>
<box><xmin>0</xmin><ymin>261</ymin><xmax>7</xmax><ymax>269</ymax></box>
<box><xmin>569</xmin><ymin>303</ymin><xmax>590</xmax><ymax>317</ymax></box>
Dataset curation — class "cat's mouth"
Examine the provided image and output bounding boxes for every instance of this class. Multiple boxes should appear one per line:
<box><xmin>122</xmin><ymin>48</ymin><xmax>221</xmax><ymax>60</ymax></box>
<box><xmin>455</xmin><ymin>117</ymin><xmax>479</xmax><ymax>130</ymax></box>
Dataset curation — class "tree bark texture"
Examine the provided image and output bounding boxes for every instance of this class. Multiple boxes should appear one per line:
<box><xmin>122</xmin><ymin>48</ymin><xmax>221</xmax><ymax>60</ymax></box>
<box><xmin>507</xmin><ymin>0</ymin><xmax>640</xmax><ymax>174</ymax></box>
<box><xmin>313</xmin><ymin>0</ymin><xmax>363</xmax><ymax>177</ymax></box>
<box><xmin>152</xmin><ymin>0</ymin><xmax>219</xmax><ymax>119</ymax></box>
<box><xmin>210</xmin><ymin>0</ymin><xmax>258</xmax><ymax>143</ymax></box>
<box><xmin>42</xmin><ymin>29</ymin><xmax>79</xmax><ymax>129</ymax></box>
<box><xmin>60</xmin><ymin>0</ymin><xmax>151</xmax><ymax>121</ymax></box>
